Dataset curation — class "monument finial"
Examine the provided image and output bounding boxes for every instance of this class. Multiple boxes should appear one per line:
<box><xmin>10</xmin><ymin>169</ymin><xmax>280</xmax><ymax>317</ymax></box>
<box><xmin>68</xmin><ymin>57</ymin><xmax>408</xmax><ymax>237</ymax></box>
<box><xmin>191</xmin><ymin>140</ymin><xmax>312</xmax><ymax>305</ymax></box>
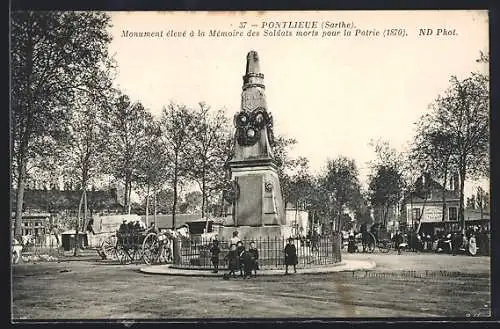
<box><xmin>243</xmin><ymin>50</ymin><xmax>265</xmax><ymax>91</ymax></box>
<box><xmin>246</xmin><ymin>51</ymin><xmax>260</xmax><ymax>74</ymax></box>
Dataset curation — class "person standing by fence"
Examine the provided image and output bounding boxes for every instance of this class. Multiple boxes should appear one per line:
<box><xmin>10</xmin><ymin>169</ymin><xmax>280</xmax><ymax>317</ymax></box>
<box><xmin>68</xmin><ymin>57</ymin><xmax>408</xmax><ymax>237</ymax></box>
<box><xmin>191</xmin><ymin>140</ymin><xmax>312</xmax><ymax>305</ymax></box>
<box><xmin>284</xmin><ymin>238</ymin><xmax>298</xmax><ymax>275</ymax></box>
<box><xmin>224</xmin><ymin>244</ymin><xmax>239</xmax><ymax>279</ymax></box>
<box><xmin>248</xmin><ymin>241</ymin><xmax>259</xmax><ymax>277</ymax></box>
<box><xmin>311</xmin><ymin>230</ymin><xmax>319</xmax><ymax>252</ymax></box>
<box><xmin>210</xmin><ymin>238</ymin><xmax>221</xmax><ymax>273</ymax></box>
<box><xmin>236</xmin><ymin>241</ymin><xmax>245</xmax><ymax>277</ymax></box>
<box><xmin>230</xmin><ymin>231</ymin><xmax>241</xmax><ymax>246</ymax></box>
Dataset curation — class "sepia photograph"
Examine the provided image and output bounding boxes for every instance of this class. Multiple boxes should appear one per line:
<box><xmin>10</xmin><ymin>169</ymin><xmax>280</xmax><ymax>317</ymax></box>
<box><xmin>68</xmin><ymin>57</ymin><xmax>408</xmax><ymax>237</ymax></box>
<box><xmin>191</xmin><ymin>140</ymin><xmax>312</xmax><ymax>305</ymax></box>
<box><xmin>10</xmin><ymin>10</ymin><xmax>491</xmax><ymax>320</ymax></box>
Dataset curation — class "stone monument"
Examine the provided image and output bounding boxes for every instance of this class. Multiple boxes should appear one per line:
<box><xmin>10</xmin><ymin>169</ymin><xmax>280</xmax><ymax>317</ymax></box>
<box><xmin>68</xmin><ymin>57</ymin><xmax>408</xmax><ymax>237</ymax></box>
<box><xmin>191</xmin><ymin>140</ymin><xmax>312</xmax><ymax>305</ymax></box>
<box><xmin>217</xmin><ymin>51</ymin><xmax>291</xmax><ymax>241</ymax></box>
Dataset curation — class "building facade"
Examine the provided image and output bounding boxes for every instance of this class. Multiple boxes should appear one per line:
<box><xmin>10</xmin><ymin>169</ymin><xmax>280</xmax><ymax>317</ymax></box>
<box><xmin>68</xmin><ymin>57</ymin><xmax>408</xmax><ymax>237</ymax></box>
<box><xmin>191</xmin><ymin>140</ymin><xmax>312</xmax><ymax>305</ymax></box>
<box><xmin>402</xmin><ymin>173</ymin><xmax>489</xmax><ymax>234</ymax></box>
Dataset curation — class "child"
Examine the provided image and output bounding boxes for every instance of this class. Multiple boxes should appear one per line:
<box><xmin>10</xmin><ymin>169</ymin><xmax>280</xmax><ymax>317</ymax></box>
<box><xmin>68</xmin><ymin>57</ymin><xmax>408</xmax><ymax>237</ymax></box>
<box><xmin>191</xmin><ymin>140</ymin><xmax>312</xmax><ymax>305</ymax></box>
<box><xmin>224</xmin><ymin>244</ymin><xmax>239</xmax><ymax>279</ymax></box>
<box><xmin>210</xmin><ymin>238</ymin><xmax>221</xmax><ymax>273</ymax></box>
<box><xmin>248</xmin><ymin>241</ymin><xmax>259</xmax><ymax>277</ymax></box>
<box><xmin>239</xmin><ymin>247</ymin><xmax>253</xmax><ymax>279</ymax></box>
<box><xmin>284</xmin><ymin>238</ymin><xmax>298</xmax><ymax>275</ymax></box>
<box><xmin>236</xmin><ymin>241</ymin><xmax>245</xmax><ymax>277</ymax></box>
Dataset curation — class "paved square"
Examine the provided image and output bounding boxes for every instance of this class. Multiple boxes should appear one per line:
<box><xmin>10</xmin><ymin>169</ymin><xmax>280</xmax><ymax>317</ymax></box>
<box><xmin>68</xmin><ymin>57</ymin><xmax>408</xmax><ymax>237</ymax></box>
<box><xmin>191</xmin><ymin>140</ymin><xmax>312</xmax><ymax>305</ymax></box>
<box><xmin>12</xmin><ymin>252</ymin><xmax>490</xmax><ymax>319</ymax></box>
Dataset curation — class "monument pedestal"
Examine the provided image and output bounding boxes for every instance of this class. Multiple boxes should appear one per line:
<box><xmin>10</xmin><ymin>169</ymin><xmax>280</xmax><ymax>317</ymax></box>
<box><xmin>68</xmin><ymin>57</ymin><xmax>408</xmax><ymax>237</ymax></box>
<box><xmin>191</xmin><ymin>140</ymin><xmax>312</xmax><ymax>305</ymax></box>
<box><xmin>216</xmin><ymin>225</ymin><xmax>292</xmax><ymax>241</ymax></box>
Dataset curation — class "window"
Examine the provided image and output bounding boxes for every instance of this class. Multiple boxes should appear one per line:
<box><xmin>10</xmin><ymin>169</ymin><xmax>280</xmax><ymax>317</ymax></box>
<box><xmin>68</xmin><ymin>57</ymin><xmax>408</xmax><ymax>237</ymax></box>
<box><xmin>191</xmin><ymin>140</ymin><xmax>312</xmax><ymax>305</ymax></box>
<box><xmin>411</xmin><ymin>208</ymin><xmax>421</xmax><ymax>220</ymax></box>
<box><xmin>449</xmin><ymin>207</ymin><xmax>458</xmax><ymax>221</ymax></box>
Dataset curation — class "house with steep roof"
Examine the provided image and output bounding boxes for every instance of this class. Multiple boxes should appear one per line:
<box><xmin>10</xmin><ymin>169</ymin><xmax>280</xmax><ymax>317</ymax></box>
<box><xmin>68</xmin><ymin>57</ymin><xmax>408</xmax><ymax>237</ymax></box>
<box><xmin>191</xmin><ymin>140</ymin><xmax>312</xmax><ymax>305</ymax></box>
<box><xmin>401</xmin><ymin>173</ymin><xmax>489</xmax><ymax>235</ymax></box>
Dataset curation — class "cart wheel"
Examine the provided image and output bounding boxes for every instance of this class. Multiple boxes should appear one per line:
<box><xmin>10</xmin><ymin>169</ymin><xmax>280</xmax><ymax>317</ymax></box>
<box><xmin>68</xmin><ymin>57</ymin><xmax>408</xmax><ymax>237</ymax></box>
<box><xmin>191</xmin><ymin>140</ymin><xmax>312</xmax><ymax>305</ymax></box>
<box><xmin>101</xmin><ymin>235</ymin><xmax>118</xmax><ymax>260</ymax></box>
<box><xmin>133</xmin><ymin>247</ymin><xmax>144</xmax><ymax>264</ymax></box>
<box><xmin>117</xmin><ymin>248</ymin><xmax>131</xmax><ymax>265</ymax></box>
<box><xmin>142</xmin><ymin>233</ymin><xmax>160</xmax><ymax>265</ymax></box>
<box><xmin>379</xmin><ymin>240</ymin><xmax>391</xmax><ymax>253</ymax></box>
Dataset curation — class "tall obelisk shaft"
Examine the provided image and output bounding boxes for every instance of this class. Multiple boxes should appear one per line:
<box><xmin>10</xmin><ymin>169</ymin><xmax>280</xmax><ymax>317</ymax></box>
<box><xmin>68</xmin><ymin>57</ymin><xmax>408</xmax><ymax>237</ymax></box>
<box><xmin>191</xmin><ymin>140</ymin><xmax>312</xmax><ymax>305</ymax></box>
<box><xmin>231</xmin><ymin>51</ymin><xmax>275</xmax><ymax>162</ymax></box>
<box><xmin>226</xmin><ymin>51</ymin><xmax>286</xmax><ymax>234</ymax></box>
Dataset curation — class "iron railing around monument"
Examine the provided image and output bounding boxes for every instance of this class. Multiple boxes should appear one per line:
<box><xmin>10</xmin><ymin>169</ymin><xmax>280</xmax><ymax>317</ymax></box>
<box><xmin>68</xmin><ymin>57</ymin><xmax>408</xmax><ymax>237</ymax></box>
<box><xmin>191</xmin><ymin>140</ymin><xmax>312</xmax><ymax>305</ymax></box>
<box><xmin>175</xmin><ymin>233</ymin><xmax>341</xmax><ymax>270</ymax></box>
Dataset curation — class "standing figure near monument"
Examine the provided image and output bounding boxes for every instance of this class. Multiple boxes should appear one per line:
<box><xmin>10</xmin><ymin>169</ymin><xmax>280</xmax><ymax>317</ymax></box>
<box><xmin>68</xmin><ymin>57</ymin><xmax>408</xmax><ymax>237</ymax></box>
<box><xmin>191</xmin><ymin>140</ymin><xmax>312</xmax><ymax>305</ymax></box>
<box><xmin>230</xmin><ymin>231</ymin><xmax>241</xmax><ymax>245</ymax></box>
<box><xmin>248</xmin><ymin>241</ymin><xmax>259</xmax><ymax>277</ymax></box>
<box><xmin>284</xmin><ymin>238</ymin><xmax>298</xmax><ymax>275</ymax></box>
<box><xmin>236</xmin><ymin>241</ymin><xmax>245</xmax><ymax>277</ymax></box>
<box><xmin>239</xmin><ymin>246</ymin><xmax>254</xmax><ymax>279</ymax></box>
<box><xmin>210</xmin><ymin>238</ymin><xmax>221</xmax><ymax>273</ymax></box>
<box><xmin>224</xmin><ymin>244</ymin><xmax>240</xmax><ymax>279</ymax></box>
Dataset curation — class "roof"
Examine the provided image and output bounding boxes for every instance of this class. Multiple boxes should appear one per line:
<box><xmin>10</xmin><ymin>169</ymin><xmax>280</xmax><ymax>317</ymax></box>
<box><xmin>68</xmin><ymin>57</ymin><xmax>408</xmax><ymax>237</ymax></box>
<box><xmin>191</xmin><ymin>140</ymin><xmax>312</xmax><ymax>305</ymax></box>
<box><xmin>140</xmin><ymin>213</ymin><xmax>203</xmax><ymax>229</ymax></box>
<box><xmin>403</xmin><ymin>175</ymin><xmax>459</xmax><ymax>204</ymax></box>
<box><xmin>11</xmin><ymin>188</ymin><xmax>122</xmax><ymax>211</ymax></box>
<box><xmin>91</xmin><ymin>214</ymin><xmax>143</xmax><ymax>234</ymax></box>
<box><xmin>10</xmin><ymin>213</ymin><xmax>51</xmax><ymax>220</ymax></box>
<box><xmin>61</xmin><ymin>230</ymin><xmax>88</xmax><ymax>235</ymax></box>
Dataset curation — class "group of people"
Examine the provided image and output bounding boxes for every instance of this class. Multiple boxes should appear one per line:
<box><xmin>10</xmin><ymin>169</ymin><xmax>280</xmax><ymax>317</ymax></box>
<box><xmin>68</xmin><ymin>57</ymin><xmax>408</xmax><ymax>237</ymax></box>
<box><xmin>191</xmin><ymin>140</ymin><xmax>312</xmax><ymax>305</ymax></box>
<box><xmin>209</xmin><ymin>231</ymin><xmax>299</xmax><ymax>279</ymax></box>
<box><xmin>418</xmin><ymin>227</ymin><xmax>489</xmax><ymax>256</ymax></box>
<box><xmin>346</xmin><ymin>223</ymin><xmax>489</xmax><ymax>256</ymax></box>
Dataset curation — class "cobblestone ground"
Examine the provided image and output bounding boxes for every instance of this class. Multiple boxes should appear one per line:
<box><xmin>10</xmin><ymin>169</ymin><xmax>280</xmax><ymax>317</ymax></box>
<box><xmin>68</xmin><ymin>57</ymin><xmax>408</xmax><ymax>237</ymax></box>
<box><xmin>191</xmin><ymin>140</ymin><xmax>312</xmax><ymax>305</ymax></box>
<box><xmin>11</xmin><ymin>251</ymin><xmax>491</xmax><ymax>319</ymax></box>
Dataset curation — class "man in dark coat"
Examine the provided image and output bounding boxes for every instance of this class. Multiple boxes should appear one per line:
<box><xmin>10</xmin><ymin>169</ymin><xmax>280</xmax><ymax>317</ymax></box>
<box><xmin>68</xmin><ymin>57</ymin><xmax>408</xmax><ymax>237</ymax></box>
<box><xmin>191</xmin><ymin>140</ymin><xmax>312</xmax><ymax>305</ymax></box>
<box><xmin>239</xmin><ymin>247</ymin><xmax>253</xmax><ymax>279</ymax></box>
<box><xmin>236</xmin><ymin>241</ymin><xmax>245</xmax><ymax>277</ymax></box>
<box><xmin>284</xmin><ymin>238</ymin><xmax>298</xmax><ymax>274</ymax></box>
<box><xmin>248</xmin><ymin>241</ymin><xmax>259</xmax><ymax>277</ymax></box>
<box><xmin>224</xmin><ymin>244</ymin><xmax>239</xmax><ymax>279</ymax></box>
<box><xmin>347</xmin><ymin>232</ymin><xmax>358</xmax><ymax>253</ymax></box>
<box><xmin>392</xmin><ymin>230</ymin><xmax>404</xmax><ymax>255</ymax></box>
<box><xmin>210</xmin><ymin>238</ymin><xmax>221</xmax><ymax>273</ymax></box>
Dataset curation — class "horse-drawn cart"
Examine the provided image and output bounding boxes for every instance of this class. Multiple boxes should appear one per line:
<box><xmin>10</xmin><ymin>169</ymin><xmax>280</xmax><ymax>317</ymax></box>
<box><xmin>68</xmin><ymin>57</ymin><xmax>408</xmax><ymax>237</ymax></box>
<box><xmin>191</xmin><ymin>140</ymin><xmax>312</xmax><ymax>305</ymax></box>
<box><xmin>356</xmin><ymin>223</ymin><xmax>392</xmax><ymax>253</ymax></box>
<box><xmin>100</xmin><ymin>228</ymin><xmax>173</xmax><ymax>265</ymax></box>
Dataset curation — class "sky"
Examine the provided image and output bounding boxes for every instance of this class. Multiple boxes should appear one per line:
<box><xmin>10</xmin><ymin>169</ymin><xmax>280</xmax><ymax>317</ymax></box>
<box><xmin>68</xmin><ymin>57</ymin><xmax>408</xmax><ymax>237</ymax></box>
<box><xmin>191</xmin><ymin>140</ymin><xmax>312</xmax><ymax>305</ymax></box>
<box><xmin>106</xmin><ymin>10</ymin><xmax>489</xmax><ymax>198</ymax></box>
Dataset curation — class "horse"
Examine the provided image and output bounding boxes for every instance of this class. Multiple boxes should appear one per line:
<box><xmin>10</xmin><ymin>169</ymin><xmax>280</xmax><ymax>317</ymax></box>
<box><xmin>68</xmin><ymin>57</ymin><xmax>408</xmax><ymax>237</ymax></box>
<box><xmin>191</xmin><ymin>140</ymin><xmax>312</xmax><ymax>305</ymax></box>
<box><xmin>160</xmin><ymin>225</ymin><xmax>190</xmax><ymax>264</ymax></box>
<box><xmin>21</xmin><ymin>234</ymin><xmax>35</xmax><ymax>247</ymax></box>
<box><xmin>12</xmin><ymin>238</ymin><xmax>23</xmax><ymax>264</ymax></box>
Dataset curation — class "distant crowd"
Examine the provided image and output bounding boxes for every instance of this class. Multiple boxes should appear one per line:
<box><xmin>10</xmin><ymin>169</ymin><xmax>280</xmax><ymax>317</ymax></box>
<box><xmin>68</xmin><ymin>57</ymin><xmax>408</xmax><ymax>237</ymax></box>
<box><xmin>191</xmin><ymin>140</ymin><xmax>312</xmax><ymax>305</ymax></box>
<box><xmin>345</xmin><ymin>223</ymin><xmax>490</xmax><ymax>256</ymax></box>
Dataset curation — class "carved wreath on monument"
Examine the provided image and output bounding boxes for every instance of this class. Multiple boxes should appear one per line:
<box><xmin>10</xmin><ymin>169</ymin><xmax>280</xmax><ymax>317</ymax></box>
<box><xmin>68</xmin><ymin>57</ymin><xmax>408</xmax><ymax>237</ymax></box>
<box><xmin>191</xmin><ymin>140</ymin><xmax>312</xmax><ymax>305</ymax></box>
<box><xmin>234</xmin><ymin>107</ymin><xmax>274</xmax><ymax>146</ymax></box>
<box><xmin>223</xmin><ymin>180</ymin><xmax>240</xmax><ymax>203</ymax></box>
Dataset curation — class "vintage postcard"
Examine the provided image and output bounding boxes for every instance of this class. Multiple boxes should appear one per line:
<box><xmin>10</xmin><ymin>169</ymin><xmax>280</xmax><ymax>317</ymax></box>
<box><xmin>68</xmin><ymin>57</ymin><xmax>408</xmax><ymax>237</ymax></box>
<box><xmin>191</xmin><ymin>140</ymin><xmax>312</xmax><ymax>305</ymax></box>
<box><xmin>10</xmin><ymin>10</ymin><xmax>491</xmax><ymax>321</ymax></box>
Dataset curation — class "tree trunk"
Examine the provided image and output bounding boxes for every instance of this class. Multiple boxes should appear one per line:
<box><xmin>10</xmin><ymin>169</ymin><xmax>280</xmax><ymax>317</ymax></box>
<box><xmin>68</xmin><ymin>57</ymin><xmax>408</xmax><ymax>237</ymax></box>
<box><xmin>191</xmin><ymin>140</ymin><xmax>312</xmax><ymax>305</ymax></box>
<box><xmin>127</xmin><ymin>181</ymin><xmax>132</xmax><ymax>215</ymax></box>
<box><xmin>123</xmin><ymin>180</ymin><xmax>128</xmax><ymax>215</ymax></box>
<box><xmin>459</xmin><ymin>166</ymin><xmax>466</xmax><ymax>233</ymax></box>
<box><xmin>384</xmin><ymin>204</ymin><xmax>390</xmax><ymax>228</ymax></box>
<box><xmin>337</xmin><ymin>205</ymin><xmax>342</xmax><ymax>233</ymax></box>
<box><xmin>145</xmin><ymin>184</ymin><xmax>150</xmax><ymax>227</ymax></box>
<box><xmin>410</xmin><ymin>195</ymin><xmax>414</xmax><ymax>230</ymax></box>
<box><xmin>74</xmin><ymin>190</ymin><xmax>85</xmax><ymax>256</ymax></box>
<box><xmin>14</xmin><ymin>158</ymin><xmax>28</xmax><ymax>241</ymax></box>
<box><xmin>201</xmin><ymin>166</ymin><xmax>206</xmax><ymax>218</ymax></box>
<box><xmin>441</xmin><ymin>169</ymin><xmax>448</xmax><ymax>222</ymax></box>
<box><xmin>83</xmin><ymin>190</ymin><xmax>87</xmax><ymax>246</ymax></box>
<box><xmin>153</xmin><ymin>191</ymin><xmax>157</xmax><ymax>224</ymax></box>
<box><xmin>172</xmin><ymin>163</ymin><xmax>178</xmax><ymax>229</ymax></box>
<box><xmin>219</xmin><ymin>191</ymin><xmax>224</xmax><ymax>217</ymax></box>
